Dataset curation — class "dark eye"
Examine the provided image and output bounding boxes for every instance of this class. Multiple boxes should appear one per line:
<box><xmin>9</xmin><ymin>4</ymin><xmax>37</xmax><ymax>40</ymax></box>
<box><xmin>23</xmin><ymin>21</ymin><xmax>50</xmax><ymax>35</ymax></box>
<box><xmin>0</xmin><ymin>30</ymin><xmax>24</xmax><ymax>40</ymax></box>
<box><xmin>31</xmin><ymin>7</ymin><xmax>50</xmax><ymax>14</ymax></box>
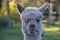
<box><xmin>36</xmin><ymin>19</ymin><xmax>40</xmax><ymax>22</ymax></box>
<box><xmin>36</xmin><ymin>17</ymin><xmax>40</xmax><ymax>22</ymax></box>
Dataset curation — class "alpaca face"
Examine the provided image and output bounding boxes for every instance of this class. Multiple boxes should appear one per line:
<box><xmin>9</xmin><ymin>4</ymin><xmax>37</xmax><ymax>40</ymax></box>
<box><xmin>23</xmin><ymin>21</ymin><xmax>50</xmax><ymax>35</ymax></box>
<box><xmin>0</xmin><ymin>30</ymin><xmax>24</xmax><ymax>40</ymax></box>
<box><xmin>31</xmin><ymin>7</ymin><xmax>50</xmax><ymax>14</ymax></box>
<box><xmin>16</xmin><ymin>2</ymin><xmax>49</xmax><ymax>35</ymax></box>
<box><xmin>21</xmin><ymin>7</ymin><xmax>43</xmax><ymax>35</ymax></box>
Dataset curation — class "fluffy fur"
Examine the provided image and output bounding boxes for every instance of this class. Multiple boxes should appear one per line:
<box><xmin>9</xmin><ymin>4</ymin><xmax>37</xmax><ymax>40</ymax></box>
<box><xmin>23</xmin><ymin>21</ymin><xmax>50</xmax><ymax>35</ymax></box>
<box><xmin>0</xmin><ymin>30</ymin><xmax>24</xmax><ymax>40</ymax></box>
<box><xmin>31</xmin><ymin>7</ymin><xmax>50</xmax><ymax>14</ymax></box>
<box><xmin>15</xmin><ymin>2</ymin><xmax>49</xmax><ymax>40</ymax></box>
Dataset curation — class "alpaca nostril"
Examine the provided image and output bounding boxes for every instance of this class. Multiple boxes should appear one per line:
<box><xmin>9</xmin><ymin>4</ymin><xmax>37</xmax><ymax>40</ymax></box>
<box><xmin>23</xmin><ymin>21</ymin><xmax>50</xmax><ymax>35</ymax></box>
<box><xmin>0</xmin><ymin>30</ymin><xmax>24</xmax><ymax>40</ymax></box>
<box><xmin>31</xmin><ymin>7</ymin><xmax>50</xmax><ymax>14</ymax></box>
<box><xmin>29</xmin><ymin>24</ymin><xmax>35</xmax><ymax>28</ymax></box>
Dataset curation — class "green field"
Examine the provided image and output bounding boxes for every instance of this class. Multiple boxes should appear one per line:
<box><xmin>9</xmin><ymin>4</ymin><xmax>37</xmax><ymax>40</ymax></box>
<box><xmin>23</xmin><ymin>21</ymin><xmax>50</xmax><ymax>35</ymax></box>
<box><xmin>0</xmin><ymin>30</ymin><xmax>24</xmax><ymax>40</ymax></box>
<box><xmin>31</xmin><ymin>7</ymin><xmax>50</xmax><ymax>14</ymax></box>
<box><xmin>0</xmin><ymin>22</ymin><xmax>60</xmax><ymax>40</ymax></box>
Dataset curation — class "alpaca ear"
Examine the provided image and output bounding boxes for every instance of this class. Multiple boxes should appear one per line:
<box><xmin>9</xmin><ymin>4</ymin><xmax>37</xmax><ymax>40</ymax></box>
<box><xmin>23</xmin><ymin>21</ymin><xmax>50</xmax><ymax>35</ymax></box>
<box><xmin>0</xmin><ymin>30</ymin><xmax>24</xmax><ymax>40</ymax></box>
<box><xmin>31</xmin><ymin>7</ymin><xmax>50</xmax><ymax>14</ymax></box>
<box><xmin>15</xmin><ymin>2</ymin><xmax>24</xmax><ymax>13</ymax></box>
<box><xmin>39</xmin><ymin>2</ymin><xmax>49</xmax><ymax>13</ymax></box>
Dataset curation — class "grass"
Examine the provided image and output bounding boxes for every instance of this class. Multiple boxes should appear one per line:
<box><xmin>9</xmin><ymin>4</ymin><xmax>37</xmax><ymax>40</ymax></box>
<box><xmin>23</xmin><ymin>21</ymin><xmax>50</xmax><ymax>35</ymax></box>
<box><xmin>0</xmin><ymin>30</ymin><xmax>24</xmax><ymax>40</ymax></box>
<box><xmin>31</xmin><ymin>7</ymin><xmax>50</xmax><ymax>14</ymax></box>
<box><xmin>42</xmin><ymin>24</ymin><xmax>60</xmax><ymax>40</ymax></box>
<box><xmin>0</xmin><ymin>22</ymin><xmax>60</xmax><ymax>40</ymax></box>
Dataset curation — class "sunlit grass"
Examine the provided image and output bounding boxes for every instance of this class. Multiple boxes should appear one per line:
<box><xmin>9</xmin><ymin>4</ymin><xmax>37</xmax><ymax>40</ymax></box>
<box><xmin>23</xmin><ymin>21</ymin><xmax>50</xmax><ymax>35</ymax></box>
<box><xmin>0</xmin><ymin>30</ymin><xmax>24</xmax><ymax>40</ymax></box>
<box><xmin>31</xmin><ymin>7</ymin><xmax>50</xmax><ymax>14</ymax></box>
<box><xmin>42</xmin><ymin>24</ymin><xmax>60</xmax><ymax>40</ymax></box>
<box><xmin>43</xmin><ymin>26</ymin><xmax>59</xmax><ymax>32</ymax></box>
<box><xmin>43</xmin><ymin>20</ymin><xmax>59</xmax><ymax>32</ymax></box>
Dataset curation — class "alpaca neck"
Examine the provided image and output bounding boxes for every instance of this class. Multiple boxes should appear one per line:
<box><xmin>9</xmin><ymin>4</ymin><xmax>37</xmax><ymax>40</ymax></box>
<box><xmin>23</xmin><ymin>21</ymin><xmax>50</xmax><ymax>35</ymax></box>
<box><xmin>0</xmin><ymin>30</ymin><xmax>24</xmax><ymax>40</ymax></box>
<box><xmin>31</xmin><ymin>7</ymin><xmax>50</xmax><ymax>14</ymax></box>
<box><xmin>24</xmin><ymin>34</ymin><xmax>41</xmax><ymax>40</ymax></box>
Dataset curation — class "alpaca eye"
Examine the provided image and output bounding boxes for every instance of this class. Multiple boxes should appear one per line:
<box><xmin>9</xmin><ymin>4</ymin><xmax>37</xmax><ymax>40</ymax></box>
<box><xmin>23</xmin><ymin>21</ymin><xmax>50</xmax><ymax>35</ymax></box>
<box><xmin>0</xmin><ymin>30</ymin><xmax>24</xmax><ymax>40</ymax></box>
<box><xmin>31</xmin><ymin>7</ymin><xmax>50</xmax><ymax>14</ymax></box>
<box><xmin>36</xmin><ymin>17</ymin><xmax>40</xmax><ymax>22</ymax></box>
<box><xmin>36</xmin><ymin>19</ymin><xmax>40</xmax><ymax>22</ymax></box>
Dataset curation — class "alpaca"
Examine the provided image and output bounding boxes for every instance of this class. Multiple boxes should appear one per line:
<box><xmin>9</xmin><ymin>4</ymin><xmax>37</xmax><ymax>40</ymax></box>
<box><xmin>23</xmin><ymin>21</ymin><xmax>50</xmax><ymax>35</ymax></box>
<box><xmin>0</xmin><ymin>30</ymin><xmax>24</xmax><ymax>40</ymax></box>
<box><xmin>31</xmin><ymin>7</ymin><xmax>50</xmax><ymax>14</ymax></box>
<box><xmin>15</xmin><ymin>2</ymin><xmax>49</xmax><ymax>40</ymax></box>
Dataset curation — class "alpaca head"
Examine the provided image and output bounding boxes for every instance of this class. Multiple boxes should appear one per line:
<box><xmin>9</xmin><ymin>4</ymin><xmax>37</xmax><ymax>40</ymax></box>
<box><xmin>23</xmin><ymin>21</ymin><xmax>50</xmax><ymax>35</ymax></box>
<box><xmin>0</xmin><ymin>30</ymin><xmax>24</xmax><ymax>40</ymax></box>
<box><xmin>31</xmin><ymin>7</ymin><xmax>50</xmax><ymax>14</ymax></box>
<box><xmin>15</xmin><ymin>2</ymin><xmax>49</xmax><ymax>35</ymax></box>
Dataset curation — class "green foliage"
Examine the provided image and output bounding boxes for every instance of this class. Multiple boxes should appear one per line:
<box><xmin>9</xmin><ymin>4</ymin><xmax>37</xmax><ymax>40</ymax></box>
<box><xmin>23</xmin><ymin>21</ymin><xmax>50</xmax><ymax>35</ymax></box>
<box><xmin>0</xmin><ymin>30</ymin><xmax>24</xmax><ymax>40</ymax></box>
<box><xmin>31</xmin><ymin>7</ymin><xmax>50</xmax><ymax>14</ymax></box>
<box><xmin>10</xmin><ymin>8</ymin><xmax>20</xmax><ymax>22</ymax></box>
<box><xmin>0</xmin><ymin>1</ymin><xmax>20</xmax><ymax>22</ymax></box>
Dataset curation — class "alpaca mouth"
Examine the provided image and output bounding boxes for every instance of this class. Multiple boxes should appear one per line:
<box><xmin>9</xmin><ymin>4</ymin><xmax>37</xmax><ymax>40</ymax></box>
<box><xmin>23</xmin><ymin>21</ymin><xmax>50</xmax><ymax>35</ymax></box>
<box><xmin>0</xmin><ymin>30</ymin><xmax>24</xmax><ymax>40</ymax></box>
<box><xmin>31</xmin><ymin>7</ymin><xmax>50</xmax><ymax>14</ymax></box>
<box><xmin>28</xmin><ymin>28</ymin><xmax>38</xmax><ymax>34</ymax></box>
<box><xmin>27</xmin><ymin>30</ymin><xmax>36</xmax><ymax>34</ymax></box>
<box><xmin>30</xmin><ymin>30</ymin><xmax>35</xmax><ymax>33</ymax></box>
<box><xmin>28</xmin><ymin>30</ymin><xmax>38</xmax><ymax>34</ymax></box>
<box><xmin>29</xmin><ymin>29</ymin><xmax>36</xmax><ymax>34</ymax></box>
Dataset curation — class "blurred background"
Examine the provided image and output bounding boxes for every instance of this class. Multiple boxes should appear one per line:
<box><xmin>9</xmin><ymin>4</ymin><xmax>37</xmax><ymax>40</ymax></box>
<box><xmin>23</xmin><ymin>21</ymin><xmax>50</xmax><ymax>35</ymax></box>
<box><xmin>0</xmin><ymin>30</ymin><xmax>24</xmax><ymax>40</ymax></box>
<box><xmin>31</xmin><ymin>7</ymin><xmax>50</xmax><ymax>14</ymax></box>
<box><xmin>0</xmin><ymin>0</ymin><xmax>60</xmax><ymax>40</ymax></box>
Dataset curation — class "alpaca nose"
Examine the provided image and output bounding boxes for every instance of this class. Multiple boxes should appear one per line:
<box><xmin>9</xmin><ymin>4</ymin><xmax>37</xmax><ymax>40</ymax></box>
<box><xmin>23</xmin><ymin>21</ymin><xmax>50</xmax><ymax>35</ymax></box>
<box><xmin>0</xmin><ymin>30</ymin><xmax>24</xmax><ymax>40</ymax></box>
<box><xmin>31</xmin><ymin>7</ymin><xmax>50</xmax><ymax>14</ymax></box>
<box><xmin>29</xmin><ymin>24</ymin><xmax>35</xmax><ymax>28</ymax></box>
